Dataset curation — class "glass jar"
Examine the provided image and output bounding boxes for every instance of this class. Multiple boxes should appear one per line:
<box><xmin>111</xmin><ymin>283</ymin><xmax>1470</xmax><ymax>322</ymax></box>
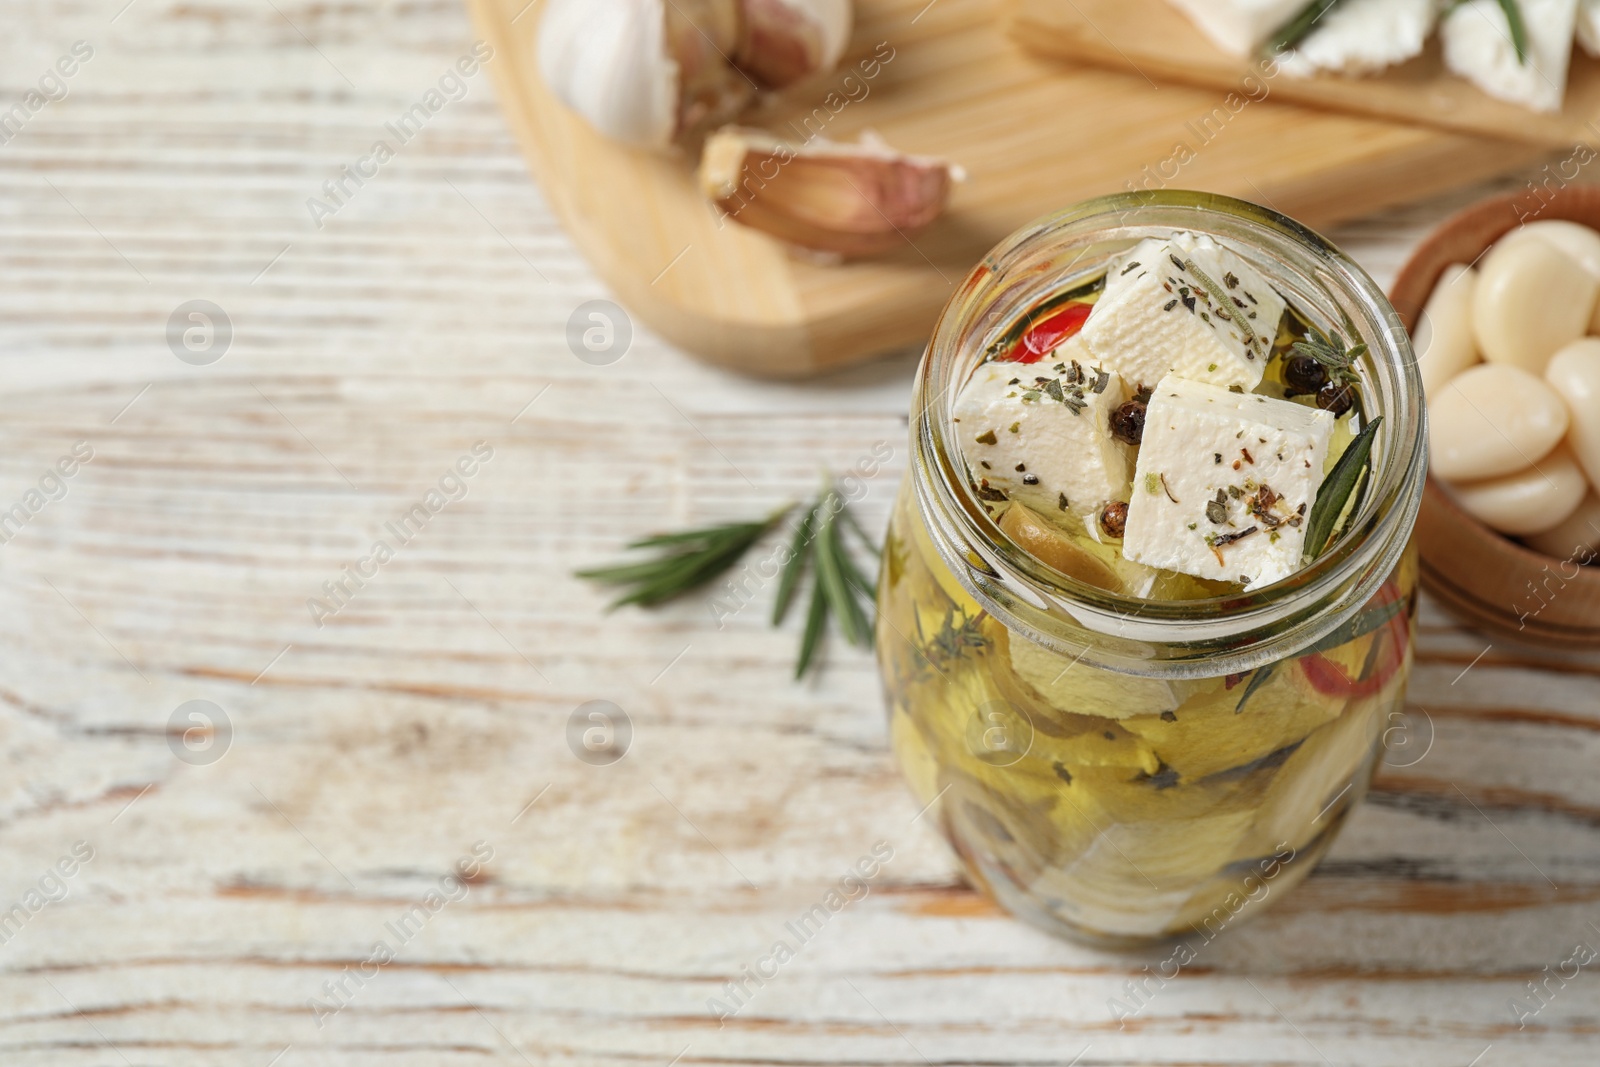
<box><xmin>877</xmin><ymin>191</ymin><xmax>1425</xmax><ymax>948</ymax></box>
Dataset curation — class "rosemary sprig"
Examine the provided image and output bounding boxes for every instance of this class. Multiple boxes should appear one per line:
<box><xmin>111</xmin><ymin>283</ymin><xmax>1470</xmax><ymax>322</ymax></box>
<box><xmin>1302</xmin><ymin>415</ymin><xmax>1383</xmax><ymax>563</ymax></box>
<box><xmin>1290</xmin><ymin>326</ymin><xmax>1365</xmax><ymax>386</ymax></box>
<box><xmin>1267</xmin><ymin>0</ymin><xmax>1347</xmax><ymax>55</ymax></box>
<box><xmin>575</xmin><ymin>475</ymin><xmax>879</xmax><ymax>679</ymax></box>
<box><xmin>912</xmin><ymin>605</ymin><xmax>990</xmax><ymax>682</ymax></box>
<box><xmin>576</xmin><ymin>508</ymin><xmax>792</xmax><ymax>609</ymax></box>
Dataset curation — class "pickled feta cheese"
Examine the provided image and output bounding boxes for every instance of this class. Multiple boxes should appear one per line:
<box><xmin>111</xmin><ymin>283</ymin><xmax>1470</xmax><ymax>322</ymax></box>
<box><xmin>1277</xmin><ymin>0</ymin><xmax>1438</xmax><ymax>77</ymax></box>
<box><xmin>1442</xmin><ymin>0</ymin><xmax>1578</xmax><ymax>114</ymax></box>
<box><xmin>1123</xmin><ymin>377</ymin><xmax>1335</xmax><ymax>590</ymax></box>
<box><xmin>1163</xmin><ymin>0</ymin><xmax>1306</xmax><ymax>55</ymax></box>
<box><xmin>1079</xmin><ymin>232</ymin><xmax>1284</xmax><ymax>393</ymax></box>
<box><xmin>953</xmin><ymin>345</ymin><xmax>1133</xmax><ymax>524</ymax></box>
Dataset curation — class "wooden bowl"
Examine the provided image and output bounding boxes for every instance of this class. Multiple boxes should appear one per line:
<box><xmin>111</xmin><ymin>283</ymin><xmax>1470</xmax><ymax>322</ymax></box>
<box><xmin>1389</xmin><ymin>187</ymin><xmax>1600</xmax><ymax>648</ymax></box>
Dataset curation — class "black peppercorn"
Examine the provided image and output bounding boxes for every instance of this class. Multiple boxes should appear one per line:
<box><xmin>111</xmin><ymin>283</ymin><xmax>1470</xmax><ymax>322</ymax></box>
<box><xmin>1284</xmin><ymin>354</ymin><xmax>1329</xmax><ymax>393</ymax></box>
<box><xmin>1100</xmin><ymin>500</ymin><xmax>1128</xmax><ymax>539</ymax></box>
<box><xmin>1316</xmin><ymin>381</ymin><xmax>1356</xmax><ymax>417</ymax></box>
<box><xmin>1109</xmin><ymin>400</ymin><xmax>1147</xmax><ymax>446</ymax></box>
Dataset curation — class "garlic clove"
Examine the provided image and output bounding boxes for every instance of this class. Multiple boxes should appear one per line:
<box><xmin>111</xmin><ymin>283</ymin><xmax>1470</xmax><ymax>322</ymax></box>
<box><xmin>999</xmin><ymin>503</ymin><xmax>1123</xmax><ymax>593</ymax></box>
<box><xmin>1450</xmin><ymin>444</ymin><xmax>1589</xmax><ymax>537</ymax></box>
<box><xmin>699</xmin><ymin>126</ymin><xmax>956</xmax><ymax>257</ymax></box>
<box><xmin>735</xmin><ymin>0</ymin><xmax>853</xmax><ymax>89</ymax></box>
<box><xmin>538</xmin><ymin>0</ymin><xmax>752</xmax><ymax>149</ymax></box>
<box><xmin>538</xmin><ymin>0</ymin><xmax>680</xmax><ymax>148</ymax></box>
<box><xmin>664</xmin><ymin>0</ymin><xmax>754</xmax><ymax>138</ymax></box>
<box><xmin>1522</xmin><ymin>489</ymin><xmax>1600</xmax><ymax>559</ymax></box>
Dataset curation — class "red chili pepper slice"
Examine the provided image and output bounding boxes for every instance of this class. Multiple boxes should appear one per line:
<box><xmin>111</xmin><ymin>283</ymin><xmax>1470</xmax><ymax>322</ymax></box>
<box><xmin>1004</xmin><ymin>303</ymin><xmax>1093</xmax><ymax>364</ymax></box>
<box><xmin>1300</xmin><ymin>582</ymin><xmax>1409</xmax><ymax>699</ymax></box>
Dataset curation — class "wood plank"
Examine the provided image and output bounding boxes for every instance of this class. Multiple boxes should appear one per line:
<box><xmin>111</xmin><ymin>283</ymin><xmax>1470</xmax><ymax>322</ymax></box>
<box><xmin>466</xmin><ymin>0</ymin><xmax>1542</xmax><ymax>377</ymax></box>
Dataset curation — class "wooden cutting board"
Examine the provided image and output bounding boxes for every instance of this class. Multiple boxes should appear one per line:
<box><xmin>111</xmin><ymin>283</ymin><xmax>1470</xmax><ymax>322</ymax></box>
<box><xmin>1013</xmin><ymin>0</ymin><xmax>1600</xmax><ymax>150</ymax></box>
<box><xmin>465</xmin><ymin>0</ymin><xmax>1541</xmax><ymax>378</ymax></box>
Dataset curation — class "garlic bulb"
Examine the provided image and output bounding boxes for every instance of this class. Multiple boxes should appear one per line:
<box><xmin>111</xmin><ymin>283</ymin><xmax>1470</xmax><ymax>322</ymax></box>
<box><xmin>538</xmin><ymin>0</ymin><xmax>853</xmax><ymax>149</ymax></box>
<box><xmin>699</xmin><ymin>126</ymin><xmax>957</xmax><ymax>257</ymax></box>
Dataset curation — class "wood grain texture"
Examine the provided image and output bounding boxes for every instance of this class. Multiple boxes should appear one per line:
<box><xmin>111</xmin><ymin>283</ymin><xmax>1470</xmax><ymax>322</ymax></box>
<box><xmin>0</xmin><ymin>1</ymin><xmax>1597</xmax><ymax>1065</ymax></box>
<box><xmin>1013</xmin><ymin>0</ymin><xmax>1600</xmax><ymax>149</ymax></box>
<box><xmin>467</xmin><ymin>0</ymin><xmax>1543</xmax><ymax>377</ymax></box>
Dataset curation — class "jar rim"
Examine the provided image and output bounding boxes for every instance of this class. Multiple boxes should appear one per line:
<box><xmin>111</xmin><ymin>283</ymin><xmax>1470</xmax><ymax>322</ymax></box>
<box><xmin>910</xmin><ymin>190</ymin><xmax>1426</xmax><ymax>677</ymax></box>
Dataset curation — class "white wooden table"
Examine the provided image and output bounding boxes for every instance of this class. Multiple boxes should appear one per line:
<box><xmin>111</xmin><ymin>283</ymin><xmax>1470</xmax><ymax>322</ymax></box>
<box><xmin>3</xmin><ymin>2</ymin><xmax>1598</xmax><ymax>1065</ymax></box>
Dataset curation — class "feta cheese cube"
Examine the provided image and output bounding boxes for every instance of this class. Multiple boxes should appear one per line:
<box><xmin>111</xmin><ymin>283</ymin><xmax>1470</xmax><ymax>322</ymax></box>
<box><xmin>1442</xmin><ymin>0</ymin><xmax>1578</xmax><ymax>114</ymax></box>
<box><xmin>1277</xmin><ymin>0</ymin><xmax>1438</xmax><ymax>77</ymax></box>
<box><xmin>1163</xmin><ymin>0</ymin><xmax>1306</xmax><ymax>55</ymax></box>
<box><xmin>1102</xmin><ymin>237</ymin><xmax>1167</xmax><ymax>301</ymax></box>
<box><xmin>1578</xmin><ymin>0</ymin><xmax>1600</xmax><ymax>56</ymax></box>
<box><xmin>1079</xmin><ymin>232</ymin><xmax>1285</xmax><ymax>393</ymax></box>
<box><xmin>953</xmin><ymin>344</ymin><xmax>1133</xmax><ymax>525</ymax></box>
<box><xmin>1123</xmin><ymin>376</ymin><xmax>1335</xmax><ymax>590</ymax></box>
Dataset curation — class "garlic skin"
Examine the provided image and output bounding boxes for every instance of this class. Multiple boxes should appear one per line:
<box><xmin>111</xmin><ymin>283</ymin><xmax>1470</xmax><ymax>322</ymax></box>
<box><xmin>700</xmin><ymin>126</ymin><xmax>956</xmax><ymax>257</ymax></box>
<box><xmin>737</xmin><ymin>0</ymin><xmax>852</xmax><ymax>89</ymax></box>
<box><xmin>664</xmin><ymin>0</ymin><xmax>753</xmax><ymax>137</ymax></box>
<box><xmin>538</xmin><ymin>0</ymin><xmax>852</xmax><ymax>149</ymax></box>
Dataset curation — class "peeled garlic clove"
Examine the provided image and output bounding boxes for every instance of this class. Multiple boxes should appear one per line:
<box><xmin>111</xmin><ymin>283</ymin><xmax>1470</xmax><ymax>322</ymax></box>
<box><xmin>538</xmin><ymin>0</ymin><xmax>751</xmax><ymax>149</ymax></box>
<box><xmin>1430</xmin><ymin>363</ymin><xmax>1570</xmax><ymax>482</ymax></box>
<box><xmin>1497</xmin><ymin>219</ymin><xmax>1600</xmax><ymax>277</ymax></box>
<box><xmin>735</xmin><ymin>0</ymin><xmax>852</xmax><ymax>89</ymax></box>
<box><xmin>1413</xmin><ymin>263</ymin><xmax>1479</xmax><ymax>396</ymax></box>
<box><xmin>1472</xmin><ymin>235</ymin><xmax>1600</xmax><ymax>375</ymax></box>
<box><xmin>1545</xmin><ymin>338</ymin><xmax>1600</xmax><ymax>491</ymax></box>
<box><xmin>1451</xmin><ymin>445</ymin><xmax>1589</xmax><ymax>536</ymax></box>
<box><xmin>699</xmin><ymin>126</ymin><xmax>955</xmax><ymax>257</ymax></box>
<box><xmin>1492</xmin><ymin>220</ymin><xmax>1600</xmax><ymax>335</ymax></box>
<box><xmin>999</xmin><ymin>502</ymin><xmax>1121</xmax><ymax>592</ymax></box>
<box><xmin>1523</xmin><ymin>490</ymin><xmax>1600</xmax><ymax>560</ymax></box>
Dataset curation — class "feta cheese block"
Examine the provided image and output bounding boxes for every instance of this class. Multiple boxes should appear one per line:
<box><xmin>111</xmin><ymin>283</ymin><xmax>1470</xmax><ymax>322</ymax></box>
<box><xmin>1102</xmin><ymin>237</ymin><xmax>1166</xmax><ymax>302</ymax></box>
<box><xmin>1163</xmin><ymin>0</ymin><xmax>1306</xmax><ymax>55</ymax></box>
<box><xmin>1123</xmin><ymin>376</ymin><xmax>1336</xmax><ymax>590</ymax></box>
<box><xmin>1442</xmin><ymin>0</ymin><xmax>1578</xmax><ymax>114</ymax></box>
<box><xmin>1079</xmin><ymin>232</ymin><xmax>1285</xmax><ymax>393</ymax></box>
<box><xmin>1277</xmin><ymin>0</ymin><xmax>1438</xmax><ymax>77</ymax></box>
<box><xmin>1581</xmin><ymin>0</ymin><xmax>1600</xmax><ymax>56</ymax></box>
<box><xmin>952</xmin><ymin>343</ymin><xmax>1133</xmax><ymax>525</ymax></box>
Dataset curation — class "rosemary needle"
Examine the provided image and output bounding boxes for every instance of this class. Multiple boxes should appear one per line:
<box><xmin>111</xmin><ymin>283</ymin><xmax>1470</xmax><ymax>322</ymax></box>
<box><xmin>773</xmin><ymin>501</ymin><xmax>820</xmax><ymax>625</ymax></box>
<box><xmin>815</xmin><ymin>497</ymin><xmax>871</xmax><ymax>648</ymax></box>
<box><xmin>1496</xmin><ymin>0</ymin><xmax>1529</xmax><ymax>65</ymax></box>
<box><xmin>796</xmin><ymin>567</ymin><xmax>828</xmax><ymax>679</ymax></box>
<box><xmin>1459</xmin><ymin>0</ymin><xmax>1528</xmax><ymax>64</ymax></box>
<box><xmin>1267</xmin><ymin>0</ymin><xmax>1346</xmax><ymax>55</ymax></box>
<box><xmin>1302</xmin><ymin>415</ymin><xmax>1383</xmax><ymax>563</ymax></box>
